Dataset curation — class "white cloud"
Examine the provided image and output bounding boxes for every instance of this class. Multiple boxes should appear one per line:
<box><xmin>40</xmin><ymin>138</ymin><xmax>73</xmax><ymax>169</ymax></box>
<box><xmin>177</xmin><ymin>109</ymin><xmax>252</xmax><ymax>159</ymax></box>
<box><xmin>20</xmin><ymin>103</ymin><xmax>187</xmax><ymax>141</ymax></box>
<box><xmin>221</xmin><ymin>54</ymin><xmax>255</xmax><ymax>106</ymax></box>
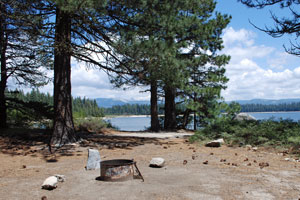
<box><xmin>222</xmin><ymin>27</ymin><xmax>300</xmax><ymax>100</ymax></box>
<box><xmin>223</xmin><ymin>27</ymin><xmax>256</xmax><ymax>47</ymax></box>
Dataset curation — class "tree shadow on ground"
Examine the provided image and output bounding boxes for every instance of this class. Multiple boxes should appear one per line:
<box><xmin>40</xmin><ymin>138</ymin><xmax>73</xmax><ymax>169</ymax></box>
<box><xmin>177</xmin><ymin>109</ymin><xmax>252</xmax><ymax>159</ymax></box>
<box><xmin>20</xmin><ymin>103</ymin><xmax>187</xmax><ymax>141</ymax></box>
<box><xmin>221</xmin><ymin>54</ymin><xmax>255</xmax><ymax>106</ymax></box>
<box><xmin>0</xmin><ymin>128</ymin><xmax>179</xmax><ymax>162</ymax></box>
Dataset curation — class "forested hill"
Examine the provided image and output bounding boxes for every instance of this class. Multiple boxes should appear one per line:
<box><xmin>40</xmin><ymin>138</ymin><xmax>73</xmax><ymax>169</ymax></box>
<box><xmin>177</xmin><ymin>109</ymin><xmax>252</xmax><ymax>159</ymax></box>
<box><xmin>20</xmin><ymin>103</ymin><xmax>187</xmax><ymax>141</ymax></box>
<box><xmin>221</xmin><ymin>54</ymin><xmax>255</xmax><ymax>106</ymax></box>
<box><xmin>233</xmin><ymin>99</ymin><xmax>300</xmax><ymax>105</ymax></box>
<box><xmin>101</xmin><ymin>102</ymin><xmax>300</xmax><ymax>115</ymax></box>
<box><xmin>240</xmin><ymin>102</ymin><xmax>300</xmax><ymax>112</ymax></box>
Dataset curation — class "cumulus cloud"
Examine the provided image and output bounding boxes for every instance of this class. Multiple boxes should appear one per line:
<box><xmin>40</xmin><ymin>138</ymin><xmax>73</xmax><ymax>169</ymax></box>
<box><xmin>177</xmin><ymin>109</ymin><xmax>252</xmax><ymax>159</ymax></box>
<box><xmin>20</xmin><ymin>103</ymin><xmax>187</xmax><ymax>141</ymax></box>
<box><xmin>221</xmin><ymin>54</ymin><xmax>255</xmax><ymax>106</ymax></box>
<box><xmin>222</xmin><ymin>27</ymin><xmax>300</xmax><ymax>100</ymax></box>
<box><xmin>9</xmin><ymin>26</ymin><xmax>300</xmax><ymax>102</ymax></box>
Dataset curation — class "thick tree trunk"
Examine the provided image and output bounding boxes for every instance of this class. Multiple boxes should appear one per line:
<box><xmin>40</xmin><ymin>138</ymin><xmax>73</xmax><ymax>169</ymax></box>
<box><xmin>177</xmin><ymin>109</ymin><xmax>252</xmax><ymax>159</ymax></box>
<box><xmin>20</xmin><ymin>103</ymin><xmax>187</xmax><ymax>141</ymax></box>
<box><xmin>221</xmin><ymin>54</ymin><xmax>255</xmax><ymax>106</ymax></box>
<box><xmin>51</xmin><ymin>8</ymin><xmax>77</xmax><ymax>146</ymax></box>
<box><xmin>164</xmin><ymin>86</ymin><xmax>176</xmax><ymax>130</ymax></box>
<box><xmin>0</xmin><ymin>51</ymin><xmax>7</xmax><ymax>129</ymax></box>
<box><xmin>150</xmin><ymin>80</ymin><xmax>159</xmax><ymax>132</ymax></box>
<box><xmin>0</xmin><ymin>4</ymin><xmax>7</xmax><ymax>129</ymax></box>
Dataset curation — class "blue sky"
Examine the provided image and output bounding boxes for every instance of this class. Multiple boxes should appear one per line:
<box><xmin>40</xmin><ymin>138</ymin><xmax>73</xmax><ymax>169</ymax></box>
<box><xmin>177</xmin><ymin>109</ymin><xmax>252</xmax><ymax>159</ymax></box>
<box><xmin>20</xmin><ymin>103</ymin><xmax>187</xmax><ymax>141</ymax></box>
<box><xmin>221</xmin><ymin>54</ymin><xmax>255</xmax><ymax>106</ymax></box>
<box><xmin>10</xmin><ymin>0</ymin><xmax>300</xmax><ymax>101</ymax></box>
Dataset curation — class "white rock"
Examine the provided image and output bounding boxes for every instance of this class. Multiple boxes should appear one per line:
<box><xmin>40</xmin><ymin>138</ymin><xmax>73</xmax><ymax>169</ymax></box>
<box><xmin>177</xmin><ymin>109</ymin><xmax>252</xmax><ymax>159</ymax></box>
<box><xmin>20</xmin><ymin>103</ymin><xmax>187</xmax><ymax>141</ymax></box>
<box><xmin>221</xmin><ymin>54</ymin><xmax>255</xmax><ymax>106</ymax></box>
<box><xmin>252</xmin><ymin>147</ymin><xmax>258</xmax><ymax>151</ymax></box>
<box><xmin>41</xmin><ymin>175</ymin><xmax>65</xmax><ymax>190</ymax></box>
<box><xmin>234</xmin><ymin>113</ymin><xmax>256</xmax><ymax>121</ymax></box>
<box><xmin>86</xmin><ymin>149</ymin><xmax>101</xmax><ymax>170</ymax></box>
<box><xmin>215</xmin><ymin>139</ymin><xmax>224</xmax><ymax>144</ymax></box>
<box><xmin>150</xmin><ymin>157</ymin><xmax>165</xmax><ymax>168</ymax></box>
<box><xmin>205</xmin><ymin>138</ymin><xmax>224</xmax><ymax>147</ymax></box>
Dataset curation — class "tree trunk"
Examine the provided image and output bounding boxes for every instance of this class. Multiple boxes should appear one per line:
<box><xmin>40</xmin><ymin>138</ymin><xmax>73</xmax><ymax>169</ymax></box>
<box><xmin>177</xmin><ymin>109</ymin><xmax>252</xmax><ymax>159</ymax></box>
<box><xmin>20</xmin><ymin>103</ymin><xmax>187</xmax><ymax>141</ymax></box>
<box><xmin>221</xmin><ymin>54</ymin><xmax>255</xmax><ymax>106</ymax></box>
<box><xmin>150</xmin><ymin>80</ymin><xmax>159</xmax><ymax>132</ymax></box>
<box><xmin>51</xmin><ymin>8</ymin><xmax>77</xmax><ymax>146</ymax></box>
<box><xmin>0</xmin><ymin>3</ymin><xmax>7</xmax><ymax>129</ymax></box>
<box><xmin>164</xmin><ymin>86</ymin><xmax>176</xmax><ymax>130</ymax></box>
<box><xmin>182</xmin><ymin>109</ymin><xmax>191</xmax><ymax>129</ymax></box>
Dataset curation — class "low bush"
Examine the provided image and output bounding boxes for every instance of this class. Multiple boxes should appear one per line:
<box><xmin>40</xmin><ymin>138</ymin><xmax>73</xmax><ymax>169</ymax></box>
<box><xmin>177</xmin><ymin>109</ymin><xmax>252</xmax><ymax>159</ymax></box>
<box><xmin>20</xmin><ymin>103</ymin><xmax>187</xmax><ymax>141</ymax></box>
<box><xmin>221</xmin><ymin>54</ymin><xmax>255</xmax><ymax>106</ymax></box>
<box><xmin>190</xmin><ymin>117</ymin><xmax>300</xmax><ymax>149</ymax></box>
<box><xmin>74</xmin><ymin>117</ymin><xmax>113</xmax><ymax>132</ymax></box>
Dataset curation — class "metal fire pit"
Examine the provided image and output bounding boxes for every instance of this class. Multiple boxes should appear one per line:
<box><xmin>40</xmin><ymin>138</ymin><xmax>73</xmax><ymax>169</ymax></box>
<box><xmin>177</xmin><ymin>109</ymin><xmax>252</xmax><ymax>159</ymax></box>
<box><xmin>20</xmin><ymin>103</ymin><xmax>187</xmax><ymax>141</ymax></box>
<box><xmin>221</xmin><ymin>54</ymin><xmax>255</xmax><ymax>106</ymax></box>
<box><xmin>100</xmin><ymin>159</ymin><xmax>144</xmax><ymax>182</ymax></box>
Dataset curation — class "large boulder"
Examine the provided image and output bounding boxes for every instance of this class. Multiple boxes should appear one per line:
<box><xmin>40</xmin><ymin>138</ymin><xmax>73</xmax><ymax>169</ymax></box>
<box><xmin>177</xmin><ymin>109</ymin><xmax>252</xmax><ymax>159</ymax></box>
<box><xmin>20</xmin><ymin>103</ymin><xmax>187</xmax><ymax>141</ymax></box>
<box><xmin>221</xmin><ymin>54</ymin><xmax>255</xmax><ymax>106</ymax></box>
<box><xmin>149</xmin><ymin>157</ymin><xmax>165</xmax><ymax>168</ymax></box>
<box><xmin>86</xmin><ymin>149</ymin><xmax>101</xmax><ymax>170</ymax></box>
<box><xmin>234</xmin><ymin>113</ymin><xmax>256</xmax><ymax>121</ymax></box>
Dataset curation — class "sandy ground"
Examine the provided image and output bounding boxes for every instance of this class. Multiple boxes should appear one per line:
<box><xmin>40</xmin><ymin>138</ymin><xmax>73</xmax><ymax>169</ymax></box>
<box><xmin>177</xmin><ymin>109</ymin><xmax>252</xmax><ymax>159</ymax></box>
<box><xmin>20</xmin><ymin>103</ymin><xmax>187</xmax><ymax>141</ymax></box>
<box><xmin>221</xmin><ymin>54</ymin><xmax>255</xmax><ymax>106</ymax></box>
<box><xmin>1</xmin><ymin>129</ymin><xmax>300</xmax><ymax>200</ymax></box>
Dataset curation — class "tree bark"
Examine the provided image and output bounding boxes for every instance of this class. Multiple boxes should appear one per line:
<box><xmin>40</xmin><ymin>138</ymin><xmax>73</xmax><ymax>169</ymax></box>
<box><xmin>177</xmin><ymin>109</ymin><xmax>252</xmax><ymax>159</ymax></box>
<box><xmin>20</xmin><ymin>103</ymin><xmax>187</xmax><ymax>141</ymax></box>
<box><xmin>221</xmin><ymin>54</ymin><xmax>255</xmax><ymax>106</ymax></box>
<box><xmin>150</xmin><ymin>80</ymin><xmax>159</xmax><ymax>132</ymax></box>
<box><xmin>51</xmin><ymin>8</ymin><xmax>77</xmax><ymax>146</ymax></box>
<box><xmin>0</xmin><ymin>3</ymin><xmax>7</xmax><ymax>129</ymax></box>
<box><xmin>181</xmin><ymin>109</ymin><xmax>191</xmax><ymax>129</ymax></box>
<box><xmin>164</xmin><ymin>86</ymin><xmax>176</xmax><ymax>130</ymax></box>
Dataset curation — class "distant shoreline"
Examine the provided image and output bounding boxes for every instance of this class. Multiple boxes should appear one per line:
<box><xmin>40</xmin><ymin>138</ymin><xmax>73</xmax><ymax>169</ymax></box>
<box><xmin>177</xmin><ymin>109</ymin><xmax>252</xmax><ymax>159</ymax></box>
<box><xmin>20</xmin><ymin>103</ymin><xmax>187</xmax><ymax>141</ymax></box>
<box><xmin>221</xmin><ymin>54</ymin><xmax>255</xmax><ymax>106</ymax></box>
<box><xmin>103</xmin><ymin>111</ymin><xmax>300</xmax><ymax>119</ymax></box>
<box><xmin>243</xmin><ymin>111</ymin><xmax>300</xmax><ymax>114</ymax></box>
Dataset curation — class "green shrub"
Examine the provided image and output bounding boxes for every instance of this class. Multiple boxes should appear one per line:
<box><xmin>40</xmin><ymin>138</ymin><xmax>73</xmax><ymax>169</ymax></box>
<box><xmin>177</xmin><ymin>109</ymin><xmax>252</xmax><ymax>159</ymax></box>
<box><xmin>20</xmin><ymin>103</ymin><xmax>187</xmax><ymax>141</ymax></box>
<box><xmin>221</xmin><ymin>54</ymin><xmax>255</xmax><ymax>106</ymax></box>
<box><xmin>191</xmin><ymin>116</ymin><xmax>300</xmax><ymax>148</ymax></box>
<box><xmin>74</xmin><ymin>117</ymin><xmax>112</xmax><ymax>132</ymax></box>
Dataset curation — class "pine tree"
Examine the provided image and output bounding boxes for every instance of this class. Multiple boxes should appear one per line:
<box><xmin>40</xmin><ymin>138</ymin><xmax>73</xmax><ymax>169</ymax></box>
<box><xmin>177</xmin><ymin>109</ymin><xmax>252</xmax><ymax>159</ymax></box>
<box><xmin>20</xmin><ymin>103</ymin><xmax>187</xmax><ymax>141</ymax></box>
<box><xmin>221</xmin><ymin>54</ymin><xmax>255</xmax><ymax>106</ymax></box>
<box><xmin>0</xmin><ymin>0</ymin><xmax>51</xmax><ymax>129</ymax></box>
<box><xmin>107</xmin><ymin>0</ymin><xmax>231</xmax><ymax>130</ymax></box>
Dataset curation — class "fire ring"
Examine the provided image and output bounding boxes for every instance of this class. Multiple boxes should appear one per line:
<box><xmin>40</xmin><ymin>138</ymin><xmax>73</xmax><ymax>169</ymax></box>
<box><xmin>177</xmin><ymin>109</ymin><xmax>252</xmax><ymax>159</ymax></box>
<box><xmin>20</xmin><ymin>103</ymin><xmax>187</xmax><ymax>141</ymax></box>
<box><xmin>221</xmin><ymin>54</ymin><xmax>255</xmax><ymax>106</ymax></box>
<box><xmin>99</xmin><ymin>159</ymin><xmax>144</xmax><ymax>182</ymax></box>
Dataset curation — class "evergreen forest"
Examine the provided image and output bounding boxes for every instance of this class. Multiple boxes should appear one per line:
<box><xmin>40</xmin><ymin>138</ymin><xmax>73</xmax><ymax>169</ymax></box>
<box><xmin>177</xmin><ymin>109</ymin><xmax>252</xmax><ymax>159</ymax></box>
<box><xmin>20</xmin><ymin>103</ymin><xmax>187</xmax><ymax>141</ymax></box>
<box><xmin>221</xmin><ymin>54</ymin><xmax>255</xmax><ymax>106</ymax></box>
<box><xmin>6</xmin><ymin>89</ymin><xmax>104</xmax><ymax>127</ymax></box>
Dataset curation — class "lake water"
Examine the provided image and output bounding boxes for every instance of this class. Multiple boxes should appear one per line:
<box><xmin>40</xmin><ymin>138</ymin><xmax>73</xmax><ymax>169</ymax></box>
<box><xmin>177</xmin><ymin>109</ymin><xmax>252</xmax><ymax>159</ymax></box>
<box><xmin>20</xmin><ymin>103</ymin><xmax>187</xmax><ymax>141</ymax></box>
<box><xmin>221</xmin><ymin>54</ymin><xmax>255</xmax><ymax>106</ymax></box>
<box><xmin>106</xmin><ymin>112</ymin><xmax>300</xmax><ymax>131</ymax></box>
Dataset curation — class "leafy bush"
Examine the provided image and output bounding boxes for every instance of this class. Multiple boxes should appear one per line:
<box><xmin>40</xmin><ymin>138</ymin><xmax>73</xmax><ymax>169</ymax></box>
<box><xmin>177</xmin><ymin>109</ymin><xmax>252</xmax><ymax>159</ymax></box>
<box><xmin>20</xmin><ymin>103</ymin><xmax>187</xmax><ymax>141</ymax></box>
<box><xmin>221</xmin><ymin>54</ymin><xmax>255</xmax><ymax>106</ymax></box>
<box><xmin>74</xmin><ymin>117</ymin><xmax>112</xmax><ymax>132</ymax></box>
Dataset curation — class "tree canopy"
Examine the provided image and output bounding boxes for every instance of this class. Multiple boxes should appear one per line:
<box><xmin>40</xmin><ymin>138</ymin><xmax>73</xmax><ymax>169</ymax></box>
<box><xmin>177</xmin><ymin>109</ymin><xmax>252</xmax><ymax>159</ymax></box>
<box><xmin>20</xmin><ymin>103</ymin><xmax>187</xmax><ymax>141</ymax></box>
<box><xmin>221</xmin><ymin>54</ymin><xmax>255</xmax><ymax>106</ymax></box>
<box><xmin>239</xmin><ymin>0</ymin><xmax>300</xmax><ymax>56</ymax></box>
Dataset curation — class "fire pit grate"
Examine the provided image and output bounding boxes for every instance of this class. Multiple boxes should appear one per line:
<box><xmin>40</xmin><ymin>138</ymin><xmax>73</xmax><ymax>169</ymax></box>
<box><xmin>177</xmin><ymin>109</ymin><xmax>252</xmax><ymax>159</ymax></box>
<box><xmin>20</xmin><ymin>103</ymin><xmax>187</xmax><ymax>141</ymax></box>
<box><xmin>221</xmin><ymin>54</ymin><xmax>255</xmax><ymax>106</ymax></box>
<box><xmin>99</xmin><ymin>159</ymin><xmax>144</xmax><ymax>182</ymax></box>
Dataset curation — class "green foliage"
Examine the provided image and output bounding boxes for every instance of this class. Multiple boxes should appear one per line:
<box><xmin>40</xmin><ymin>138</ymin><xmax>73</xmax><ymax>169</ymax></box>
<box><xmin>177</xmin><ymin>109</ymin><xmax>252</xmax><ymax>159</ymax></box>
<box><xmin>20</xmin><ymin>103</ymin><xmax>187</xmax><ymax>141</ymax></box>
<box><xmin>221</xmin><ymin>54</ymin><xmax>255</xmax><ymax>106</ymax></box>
<box><xmin>6</xmin><ymin>89</ymin><xmax>104</xmax><ymax>127</ymax></box>
<box><xmin>74</xmin><ymin>117</ymin><xmax>112</xmax><ymax>132</ymax></box>
<box><xmin>106</xmin><ymin>0</ymin><xmax>231</xmax><ymax>130</ymax></box>
<box><xmin>288</xmin><ymin>136</ymin><xmax>300</xmax><ymax>147</ymax></box>
<box><xmin>190</xmin><ymin>116</ymin><xmax>300</xmax><ymax>148</ymax></box>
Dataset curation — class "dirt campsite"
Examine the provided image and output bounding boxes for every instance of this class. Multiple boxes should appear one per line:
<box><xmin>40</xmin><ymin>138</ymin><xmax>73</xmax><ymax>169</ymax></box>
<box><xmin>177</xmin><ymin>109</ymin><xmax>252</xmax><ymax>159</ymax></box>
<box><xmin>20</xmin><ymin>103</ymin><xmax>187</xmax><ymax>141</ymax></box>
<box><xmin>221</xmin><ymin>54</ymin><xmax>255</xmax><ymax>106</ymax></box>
<box><xmin>1</xmin><ymin>128</ymin><xmax>300</xmax><ymax>200</ymax></box>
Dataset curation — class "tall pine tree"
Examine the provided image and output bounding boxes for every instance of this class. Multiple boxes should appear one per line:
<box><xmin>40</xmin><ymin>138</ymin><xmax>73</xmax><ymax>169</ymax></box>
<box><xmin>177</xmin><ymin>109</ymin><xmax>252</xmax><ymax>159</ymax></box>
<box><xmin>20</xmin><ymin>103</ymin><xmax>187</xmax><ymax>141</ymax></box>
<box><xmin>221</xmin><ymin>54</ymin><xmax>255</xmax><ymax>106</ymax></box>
<box><xmin>0</xmin><ymin>0</ymin><xmax>50</xmax><ymax>129</ymax></box>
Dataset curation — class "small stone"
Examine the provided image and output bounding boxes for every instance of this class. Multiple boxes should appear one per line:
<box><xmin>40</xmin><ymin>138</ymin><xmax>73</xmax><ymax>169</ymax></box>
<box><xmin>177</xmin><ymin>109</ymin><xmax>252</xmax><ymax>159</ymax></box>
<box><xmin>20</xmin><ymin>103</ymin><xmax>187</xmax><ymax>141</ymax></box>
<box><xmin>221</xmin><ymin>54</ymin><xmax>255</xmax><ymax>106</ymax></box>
<box><xmin>247</xmin><ymin>163</ymin><xmax>252</xmax><ymax>166</ymax></box>
<box><xmin>259</xmin><ymin>162</ymin><xmax>269</xmax><ymax>169</ymax></box>
<box><xmin>163</xmin><ymin>146</ymin><xmax>168</xmax><ymax>149</ymax></box>
<box><xmin>22</xmin><ymin>165</ymin><xmax>26</xmax><ymax>169</ymax></box>
<box><xmin>210</xmin><ymin>152</ymin><xmax>214</xmax><ymax>155</ymax></box>
<box><xmin>203</xmin><ymin>160</ymin><xmax>208</xmax><ymax>165</ymax></box>
<box><xmin>205</xmin><ymin>139</ymin><xmax>224</xmax><ymax>148</ymax></box>
<box><xmin>252</xmin><ymin>147</ymin><xmax>258</xmax><ymax>151</ymax></box>
<box><xmin>149</xmin><ymin>157</ymin><xmax>165</xmax><ymax>168</ymax></box>
<box><xmin>235</xmin><ymin>153</ymin><xmax>238</xmax><ymax>156</ymax></box>
<box><xmin>192</xmin><ymin>155</ymin><xmax>195</xmax><ymax>160</ymax></box>
<box><xmin>41</xmin><ymin>196</ymin><xmax>47</xmax><ymax>200</ymax></box>
<box><xmin>183</xmin><ymin>160</ymin><xmax>188</xmax><ymax>165</ymax></box>
<box><xmin>220</xmin><ymin>159</ymin><xmax>226</xmax><ymax>162</ymax></box>
<box><xmin>41</xmin><ymin>175</ymin><xmax>65</xmax><ymax>190</ymax></box>
<box><xmin>246</xmin><ymin>145</ymin><xmax>252</xmax><ymax>150</ymax></box>
<box><xmin>193</xmin><ymin>150</ymin><xmax>196</xmax><ymax>152</ymax></box>
<box><xmin>232</xmin><ymin>163</ymin><xmax>238</xmax><ymax>167</ymax></box>
<box><xmin>253</xmin><ymin>160</ymin><xmax>257</xmax><ymax>163</ymax></box>
<box><xmin>244</xmin><ymin>158</ymin><xmax>249</xmax><ymax>162</ymax></box>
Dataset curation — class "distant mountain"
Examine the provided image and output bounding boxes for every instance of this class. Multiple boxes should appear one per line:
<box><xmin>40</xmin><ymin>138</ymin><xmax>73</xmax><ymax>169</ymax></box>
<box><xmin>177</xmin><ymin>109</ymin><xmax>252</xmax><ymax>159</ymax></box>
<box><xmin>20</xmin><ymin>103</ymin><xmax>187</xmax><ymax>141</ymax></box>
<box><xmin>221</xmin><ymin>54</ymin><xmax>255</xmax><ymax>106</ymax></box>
<box><xmin>229</xmin><ymin>98</ymin><xmax>300</xmax><ymax>105</ymax></box>
<box><xmin>95</xmin><ymin>98</ymin><xmax>149</xmax><ymax>108</ymax></box>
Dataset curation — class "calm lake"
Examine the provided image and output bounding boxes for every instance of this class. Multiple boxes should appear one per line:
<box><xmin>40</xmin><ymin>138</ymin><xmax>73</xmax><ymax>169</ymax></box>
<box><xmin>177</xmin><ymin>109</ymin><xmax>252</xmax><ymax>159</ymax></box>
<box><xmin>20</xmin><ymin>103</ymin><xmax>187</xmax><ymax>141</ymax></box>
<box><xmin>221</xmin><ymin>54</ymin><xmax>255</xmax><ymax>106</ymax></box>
<box><xmin>106</xmin><ymin>112</ymin><xmax>300</xmax><ymax>131</ymax></box>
